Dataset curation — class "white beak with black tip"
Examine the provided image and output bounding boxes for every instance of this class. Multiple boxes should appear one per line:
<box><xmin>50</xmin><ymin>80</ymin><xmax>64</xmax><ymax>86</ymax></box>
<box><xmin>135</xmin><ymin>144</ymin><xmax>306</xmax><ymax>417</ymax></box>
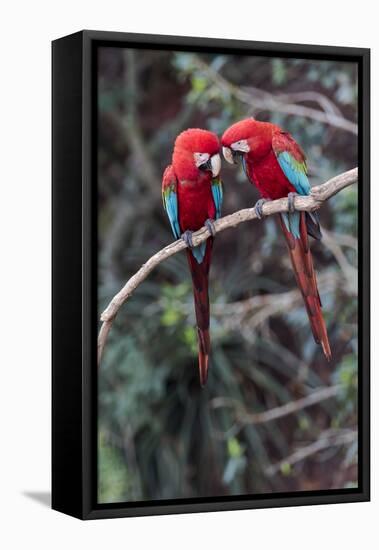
<box><xmin>223</xmin><ymin>140</ymin><xmax>250</xmax><ymax>165</ymax></box>
<box><xmin>194</xmin><ymin>152</ymin><xmax>221</xmax><ymax>177</ymax></box>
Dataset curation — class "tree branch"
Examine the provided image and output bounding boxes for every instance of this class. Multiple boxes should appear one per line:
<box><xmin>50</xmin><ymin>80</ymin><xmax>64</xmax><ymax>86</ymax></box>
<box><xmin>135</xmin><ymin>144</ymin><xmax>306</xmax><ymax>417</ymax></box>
<box><xmin>191</xmin><ymin>56</ymin><xmax>358</xmax><ymax>135</ymax></box>
<box><xmin>98</xmin><ymin>167</ymin><xmax>358</xmax><ymax>364</ymax></box>
<box><xmin>161</xmin><ymin>271</ymin><xmax>338</xmax><ymax>340</ymax></box>
<box><xmin>211</xmin><ymin>384</ymin><xmax>342</xmax><ymax>426</ymax></box>
<box><xmin>265</xmin><ymin>428</ymin><xmax>357</xmax><ymax>476</ymax></box>
<box><xmin>211</xmin><ymin>272</ymin><xmax>338</xmax><ymax>332</ymax></box>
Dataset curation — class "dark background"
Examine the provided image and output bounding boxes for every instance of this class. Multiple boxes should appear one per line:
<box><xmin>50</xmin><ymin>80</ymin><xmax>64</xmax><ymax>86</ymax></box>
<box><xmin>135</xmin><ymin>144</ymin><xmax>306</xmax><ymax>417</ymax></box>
<box><xmin>97</xmin><ymin>46</ymin><xmax>358</xmax><ymax>504</ymax></box>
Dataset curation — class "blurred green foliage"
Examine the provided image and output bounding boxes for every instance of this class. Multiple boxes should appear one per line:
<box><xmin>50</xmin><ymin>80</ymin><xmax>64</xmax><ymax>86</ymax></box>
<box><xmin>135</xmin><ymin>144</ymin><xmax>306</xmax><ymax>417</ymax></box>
<box><xmin>97</xmin><ymin>47</ymin><xmax>358</xmax><ymax>503</ymax></box>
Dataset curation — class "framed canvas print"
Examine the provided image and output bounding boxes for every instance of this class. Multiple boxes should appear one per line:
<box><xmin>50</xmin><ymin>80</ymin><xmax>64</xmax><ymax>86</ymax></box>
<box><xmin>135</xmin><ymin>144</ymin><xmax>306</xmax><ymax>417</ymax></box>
<box><xmin>52</xmin><ymin>30</ymin><xmax>370</xmax><ymax>519</ymax></box>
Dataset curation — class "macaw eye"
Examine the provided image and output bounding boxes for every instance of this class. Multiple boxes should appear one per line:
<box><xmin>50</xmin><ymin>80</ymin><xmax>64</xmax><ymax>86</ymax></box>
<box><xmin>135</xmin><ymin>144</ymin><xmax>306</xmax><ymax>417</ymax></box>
<box><xmin>231</xmin><ymin>139</ymin><xmax>250</xmax><ymax>153</ymax></box>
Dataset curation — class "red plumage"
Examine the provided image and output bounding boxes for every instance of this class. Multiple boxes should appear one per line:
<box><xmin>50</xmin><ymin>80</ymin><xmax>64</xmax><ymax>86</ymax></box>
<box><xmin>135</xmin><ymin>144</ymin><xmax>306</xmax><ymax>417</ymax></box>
<box><xmin>173</xmin><ymin>130</ymin><xmax>219</xmax><ymax>231</ymax></box>
<box><xmin>163</xmin><ymin>129</ymin><xmax>221</xmax><ymax>385</ymax></box>
<box><xmin>177</xmin><ymin>171</ymin><xmax>216</xmax><ymax>232</ymax></box>
<box><xmin>186</xmin><ymin>241</ymin><xmax>213</xmax><ymax>385</ymax></box>
<box><xmin>223</xmin><ymin>120</ymin><xmax>298</xmax><ymax>198</ymax></box>
<box><xmin>222</xmin><ymin>119</ymin><xmax>331</xmax><ymax>359</ymax></box>
<box><xmin>279</xmin><ymin>213</ymin><xmax>331</xmax><ymax>359</ymax></box>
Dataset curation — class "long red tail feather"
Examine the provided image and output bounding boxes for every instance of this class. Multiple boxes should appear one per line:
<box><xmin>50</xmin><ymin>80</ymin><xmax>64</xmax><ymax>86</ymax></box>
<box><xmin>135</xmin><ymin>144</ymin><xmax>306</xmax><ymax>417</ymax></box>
<box><xmin>186</xmin><ymin>240</ymin><xmax>213</xmax><ymax>386</ymax></box>
<box><xmin>279</xmin><ymin>213</ymin><xmax>331</xmax><ymax>360</ymax></box>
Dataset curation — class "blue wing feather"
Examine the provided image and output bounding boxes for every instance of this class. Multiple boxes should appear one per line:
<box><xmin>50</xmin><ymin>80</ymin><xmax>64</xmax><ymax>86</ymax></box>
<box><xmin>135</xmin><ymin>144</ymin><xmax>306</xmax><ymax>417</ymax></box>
<box><xmin>162</xmin><ymin>167</ymin><xmax>181</xmax><ymax>240</ymax></box>
<box><xmin>273</xmin><ymin>135</ymin><xmax>310</xmax><ymax>239</ymax></box>
<box><xmin>211</xmin><ymin>177</ymin><xmax>223</xmax><ymax>220</ymax></box>
<box><xmin>162</xmin><ymin>176</ymin><xmax>207</xmax><ymax>264</ymax></box>
<box><xmin>280</xmin><ymin>211</ymin><xmax>301</xmax><ymax>239</ymax></box>
<box><xmin>191</xmin><ymin>241</ymin><xmax>207</xmax><ymax>264</ymax></box>
<box><xmin>276</xmin><ymin>151</ymin><xmax>310</xmax><ymax>196</ymax></box>
<box><xmin>164</xmin><ymin>191</ymin><xmax>181</xmax><ymax>240</ymax></box>
<box><xmin>163</xmin><ymin>173</ymin><xmax>223</xmax><ymax>264</ymax></box>
<box><xmin>190</xmin><ymin>178</ymin><xmax>223</xmax><ymax>264</ymax></box>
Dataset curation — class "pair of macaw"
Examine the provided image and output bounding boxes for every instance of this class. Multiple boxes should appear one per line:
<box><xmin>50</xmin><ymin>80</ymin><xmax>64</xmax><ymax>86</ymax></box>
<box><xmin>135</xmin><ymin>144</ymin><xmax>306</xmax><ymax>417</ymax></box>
<box><xmin>162</xmin><ymin>119</ymin><xmax>331</xmax><ymax>386</ymax></box>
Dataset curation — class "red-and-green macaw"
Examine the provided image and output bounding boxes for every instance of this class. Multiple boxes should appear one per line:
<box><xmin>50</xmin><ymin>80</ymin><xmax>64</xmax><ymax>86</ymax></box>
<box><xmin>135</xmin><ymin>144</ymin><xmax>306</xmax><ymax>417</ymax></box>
<box><xmin>222</xmin><ymin>118</ymin><xmax>331</xmax><ymax>359</ymax></box>
<box><xmin>162</xmin><ymin>129</ymin><xmax>223</xmax><ymax>385</ymax></box>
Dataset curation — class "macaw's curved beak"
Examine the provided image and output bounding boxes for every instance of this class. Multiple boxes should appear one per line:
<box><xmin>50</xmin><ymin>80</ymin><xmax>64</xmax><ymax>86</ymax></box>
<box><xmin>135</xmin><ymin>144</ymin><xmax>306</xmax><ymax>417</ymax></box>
<box><xmin>210</xmin><ymin>153</ymin><xmax>221</xmax><ymax>177</ymax></box>
<box><xmin>222</xmin><ymin>146</ymin><xmax>236</xmax><ymax>165</ymax></box>
<box><xmin>198</xmin><ymin>153</ymin><xmax>221</xmax><ymax>176</ymax></box>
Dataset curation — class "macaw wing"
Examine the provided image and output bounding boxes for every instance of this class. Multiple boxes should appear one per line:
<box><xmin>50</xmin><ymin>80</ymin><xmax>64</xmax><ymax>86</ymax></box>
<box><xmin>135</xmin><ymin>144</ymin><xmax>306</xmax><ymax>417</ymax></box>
<box><xmin>211</xmin><ymin>176</ymin><xmax>223</xmax><ymax>220</ymax></box>
<box><xmin>273</xmin><ymin>132</ymin><xmax>321</xmax><ymax>240</ymax></box>
<box><xmin>162</xmin><ymin>165</ymin><xmax>181</xmax><ymax>240</ymax></box>
<box><xmin>272</xmin><ymin>131</ymin><xmax>310</xmax><ymax>196</ymax></box>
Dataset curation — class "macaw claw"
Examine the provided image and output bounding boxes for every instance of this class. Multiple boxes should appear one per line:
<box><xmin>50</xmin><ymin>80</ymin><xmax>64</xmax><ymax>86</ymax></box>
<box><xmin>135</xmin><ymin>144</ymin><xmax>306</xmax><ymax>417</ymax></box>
<box><xmin>205</xmin><ymin>218</ymin><xmax>216</xmax><ymax>237</ymax></box>
<box><xmin>287</xmin><ymin>192</ymin><xmax>298</xmax><ymax>214</ymax></box>
<box><xmin>181</xmin><ymin>230</ymin><xmax>194</xmax><ymax>249</ymax></box>
<box><xmin>254</xmin><ymin>198</ymin><xmax>269</xmax><ymax>219</ymax></box>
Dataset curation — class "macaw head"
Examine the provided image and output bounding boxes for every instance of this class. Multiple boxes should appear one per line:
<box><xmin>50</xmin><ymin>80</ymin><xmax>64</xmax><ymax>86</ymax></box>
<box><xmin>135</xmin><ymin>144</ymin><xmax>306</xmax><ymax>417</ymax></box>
<box><xmin>172</xmin><ymin>129</ymin><xmax>221</xmax><ymax>181</ymax></box>
<box><xmin>221</xmin><ymin>118</ymin><xmax>274</xmax><ymax>165</ymax></box>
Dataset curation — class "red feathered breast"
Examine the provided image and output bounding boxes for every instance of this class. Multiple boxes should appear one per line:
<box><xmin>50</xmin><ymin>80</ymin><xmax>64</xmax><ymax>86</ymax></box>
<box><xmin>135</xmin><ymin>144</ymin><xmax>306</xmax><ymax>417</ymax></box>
<box><xmin>246</xmin><ymin>150</ymin><xmax>296</xmax><ymax>200</ymax></box>
<box><xmin>177</xmin><ymin>172</ymin><xmax>216</xmax><ymax>232</ymax></box>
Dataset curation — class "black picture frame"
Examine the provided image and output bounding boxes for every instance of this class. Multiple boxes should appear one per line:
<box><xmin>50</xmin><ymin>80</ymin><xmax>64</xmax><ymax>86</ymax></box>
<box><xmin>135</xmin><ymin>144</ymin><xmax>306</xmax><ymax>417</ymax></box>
<box><xmin>52</xmin><ymin>30</ymin><xmax>370</xmax><ymax>520</ymax></box>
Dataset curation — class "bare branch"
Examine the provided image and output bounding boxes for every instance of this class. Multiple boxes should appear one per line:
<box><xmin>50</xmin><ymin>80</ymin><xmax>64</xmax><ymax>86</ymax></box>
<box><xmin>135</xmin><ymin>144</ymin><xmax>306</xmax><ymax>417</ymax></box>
<box><xmin>211</xmin><ymin>272</ymin><xmax>338</xmax><ymax>333</ymax></box>
<box><xmin>211</xmin><ymin>384</ymin><xmax>342</xmax><ymax>426</ymax></box>
<box><xmin>265</xmin><ymin>429</ymin><xmax>357</xmax><ymax>476</ymax></box>
<box><xmin>192</xmin><ymin>56</ymin><xmax>358</xmax><ymax>135</ymax></box>
<box><xmin>98</xmin><ymin>167</ymin><xmax>358</xmax><ymax>364</ymax></box>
